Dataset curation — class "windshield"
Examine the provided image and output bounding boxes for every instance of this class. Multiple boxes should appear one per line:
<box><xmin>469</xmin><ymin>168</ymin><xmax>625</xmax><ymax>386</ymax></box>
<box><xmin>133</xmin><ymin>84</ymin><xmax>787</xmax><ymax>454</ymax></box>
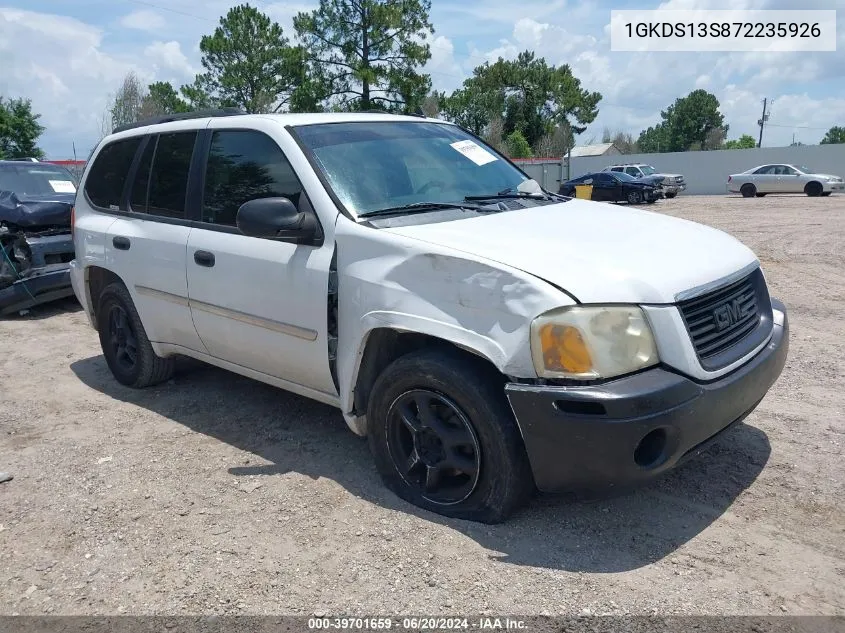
<box><xmin>0</xmin><ymin>164</ymin><xmax>77</xmax><ymax>196</ymax></box>
<box><xmin>639</xmin><ymin>165</ymin><xmax>656</xmax><ymax>175</ymax></box>
<box><xmin>293</xmin><ymin>121</ymin><xmax>530</xmax><ymax>216</ymax></box>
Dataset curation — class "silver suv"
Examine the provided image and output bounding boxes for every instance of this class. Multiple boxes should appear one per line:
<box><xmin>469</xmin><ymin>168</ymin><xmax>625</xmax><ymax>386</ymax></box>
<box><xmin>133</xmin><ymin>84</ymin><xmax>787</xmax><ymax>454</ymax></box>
<box><xmin>604</xmin><ymin>163</ymin><xmax>686</xmax><ymax>198</ymax></box>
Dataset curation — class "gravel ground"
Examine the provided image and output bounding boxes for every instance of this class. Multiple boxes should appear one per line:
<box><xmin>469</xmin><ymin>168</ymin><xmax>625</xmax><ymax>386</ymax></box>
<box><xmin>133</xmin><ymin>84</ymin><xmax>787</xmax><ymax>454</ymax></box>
<box><xmin>1</xmin><ymin>194</ymin><xmax>843</xmax><ymax>617</ymax></box>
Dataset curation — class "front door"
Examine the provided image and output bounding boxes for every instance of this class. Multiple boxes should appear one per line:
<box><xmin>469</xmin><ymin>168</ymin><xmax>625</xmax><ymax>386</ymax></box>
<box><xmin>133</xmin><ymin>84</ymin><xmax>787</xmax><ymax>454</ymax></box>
<box><xmin>185</xmin><ymin>124</ymin><xmax>337</xmax><ymax>397</ymax></box>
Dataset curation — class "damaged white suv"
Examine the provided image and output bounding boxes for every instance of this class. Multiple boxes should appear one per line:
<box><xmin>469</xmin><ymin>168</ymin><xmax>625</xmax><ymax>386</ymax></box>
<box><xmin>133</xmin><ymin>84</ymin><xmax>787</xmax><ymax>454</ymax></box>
<box><xmin>70</xmin><ymin>111</ymin><xmax>789</xmax><ymax>523</ymax></box>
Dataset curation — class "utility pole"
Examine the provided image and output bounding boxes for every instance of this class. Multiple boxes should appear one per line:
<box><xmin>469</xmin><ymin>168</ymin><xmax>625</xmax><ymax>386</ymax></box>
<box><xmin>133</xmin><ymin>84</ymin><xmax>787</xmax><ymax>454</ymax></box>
<box><xmin>757</xmin><ymin>98</ymin><xmax>769</xmax><ymax>148</ymax></box>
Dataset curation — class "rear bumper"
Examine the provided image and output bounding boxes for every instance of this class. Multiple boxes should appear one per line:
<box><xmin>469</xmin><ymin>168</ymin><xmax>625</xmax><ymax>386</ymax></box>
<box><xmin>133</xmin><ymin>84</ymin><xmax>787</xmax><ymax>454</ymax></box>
<box><xmin>0</xmin><ymin>265</ymin><xmax>73</xmax><ymax>315</ymax></box>
<box><xmin>505</xmin><ymin>299</ymin><xmax>789</xmax><ymax>493</ymax></box>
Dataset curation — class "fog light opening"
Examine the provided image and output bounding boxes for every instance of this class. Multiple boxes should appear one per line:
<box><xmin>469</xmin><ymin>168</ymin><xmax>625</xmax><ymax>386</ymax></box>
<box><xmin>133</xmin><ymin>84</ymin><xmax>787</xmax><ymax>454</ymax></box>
<box><xmin>634</xmin><ymin>428</ymin><xmax>668</xmax><ymax>469</ymax></box>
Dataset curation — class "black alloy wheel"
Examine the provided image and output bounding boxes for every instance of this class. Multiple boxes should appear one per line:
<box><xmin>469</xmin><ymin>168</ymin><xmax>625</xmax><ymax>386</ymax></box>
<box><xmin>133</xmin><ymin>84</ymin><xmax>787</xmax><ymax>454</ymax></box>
<box><xmin>107</xmin><ymin>303</ymin><xmax>138</xmax><ymax>373</ymax></box>
<box><xmin>386</xmin><ymin>389</ymin><xmax>481</xmax><ymax>505</ymax></box>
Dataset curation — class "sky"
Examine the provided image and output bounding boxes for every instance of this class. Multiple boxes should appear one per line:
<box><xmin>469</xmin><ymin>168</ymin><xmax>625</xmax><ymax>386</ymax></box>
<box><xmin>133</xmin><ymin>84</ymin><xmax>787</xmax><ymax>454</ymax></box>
<box><xmin>0</xmin><ymin>0</ymin><xmax>843</xmax><ymax>159</ymax></box>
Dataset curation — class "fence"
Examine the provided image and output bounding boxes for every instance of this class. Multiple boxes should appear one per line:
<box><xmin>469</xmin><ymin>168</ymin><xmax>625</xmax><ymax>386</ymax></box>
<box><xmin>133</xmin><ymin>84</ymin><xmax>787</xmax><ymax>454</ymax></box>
<box><xmin>515</xmin><ymin>144</ymin><xmax>845</xmax><ymax>195</ymax></box>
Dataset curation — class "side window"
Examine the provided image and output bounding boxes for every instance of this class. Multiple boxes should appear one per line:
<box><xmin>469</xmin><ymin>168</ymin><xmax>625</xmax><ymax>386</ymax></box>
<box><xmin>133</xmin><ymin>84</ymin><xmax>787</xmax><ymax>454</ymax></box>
<box><xmin>129</xmin><ymin>136</ymin><xmax>156</xmax><ymax>213</ymax></box>
<box><xmin>84</xmin><ymin>137</ymin><xmax>142</xmax><ymax>210</ymax></box>
<box><xmin>781</xmin><ymin>166</ymin><xmax>797</xmax><ymax>175</ymax></box>
<box><xmin>147</xmin><ymin>131</ymin><xmax>197</xmax><ymax>219</ymax></box>
<box><xmin>610</xmin><ymin>166</ymin><xmax>623</xmax><ymax>172</ymax></box>
<box><xmin>595</xmin><ymin>173</ymin><xmax>613</xmax><ymax>185</ymax></box>
<box><xmin>201</xmin><ymin>130</ymin><xmax>303</xmax><ymax>227</ymax></box>
<box><xmin>625</xmin><ymin>167</ymin><xmax>640</xmax><ymax>176</ymax></box>
<box><xmin>754</xmin><ymin>165</ymin><xmax>773</xmax><ymax>175</ymax></box>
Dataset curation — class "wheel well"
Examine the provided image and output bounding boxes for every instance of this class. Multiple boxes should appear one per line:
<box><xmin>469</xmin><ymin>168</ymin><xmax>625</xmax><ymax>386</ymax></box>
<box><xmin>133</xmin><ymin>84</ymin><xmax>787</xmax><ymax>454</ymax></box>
<box><xmin>86</xmin><ymin>266</ymin><xmax>123</xmax><ymax>328</ymax></box>
<box><xmin>352</xmin><ymin>329</ymin><xmax>505</xmax><ymax>417</ymax></box>
<box><xmin>805</xmin><ymin>180</ymin><xmax>822</xmax><ymax>191</ymax></box>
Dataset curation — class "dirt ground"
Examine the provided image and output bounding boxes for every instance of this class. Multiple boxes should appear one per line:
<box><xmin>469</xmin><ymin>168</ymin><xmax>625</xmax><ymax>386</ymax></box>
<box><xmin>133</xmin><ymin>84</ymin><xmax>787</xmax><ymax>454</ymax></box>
<box><xmin>1</xmin><ymin>194</ymin><xmax>843</xmax><ymax>617</ymax></box>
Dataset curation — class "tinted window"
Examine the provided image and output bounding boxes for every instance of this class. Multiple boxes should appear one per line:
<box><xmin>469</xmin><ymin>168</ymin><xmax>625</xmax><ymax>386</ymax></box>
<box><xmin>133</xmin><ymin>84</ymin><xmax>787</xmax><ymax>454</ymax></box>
<box><xmin>610</xmin><ymin>167</ymin><xmax>623</xmax><ymax>172</ymax></box>
<box><xmin>129</xmin><ymin>137</ymin><xmax>156</xmax><ymax>213</ymax></box>
<box><xmin>202</xmin><ymin>130</ymin><xmax>303</xmax><ymax>226</ymax></box>
<box><xmin>625</xmin><ymin>167</ymin><xmax>639</xmax><ymax>176</ymax></box>
<box><xmin>147</xmin><ymin>132</ymin><xmax>196</xmax><ymax>219</ymax></box>
<box><xmin>85</xmin><ymin>137</ymin><xmax>142</xmax><ymax>209</ymax></box>
<box><xmin>595</xmin><ymin>173</ymin><xmax>614</xmax><ymax>184</ymax></box>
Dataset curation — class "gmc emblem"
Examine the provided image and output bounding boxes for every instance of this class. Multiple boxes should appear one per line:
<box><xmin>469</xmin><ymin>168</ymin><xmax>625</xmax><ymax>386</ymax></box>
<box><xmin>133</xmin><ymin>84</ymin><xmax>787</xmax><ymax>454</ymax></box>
<box><xmin>713</xmin><ymin>297</ymin><xmax>750</xmax><ymax>331</ymax></box>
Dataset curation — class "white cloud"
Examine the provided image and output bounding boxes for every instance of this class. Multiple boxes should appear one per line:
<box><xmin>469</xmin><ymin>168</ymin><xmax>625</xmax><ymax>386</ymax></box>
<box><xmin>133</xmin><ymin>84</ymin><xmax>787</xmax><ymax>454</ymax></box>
<box><xmin>120</xmin><ymin>10</ymin><xmax>167</xmax><ymax>32</ymax></box>
<box><xmin>0</xmin><ymin>8</ymin><xmax>138</xmax><ymax>156</ymax></box>
<box><xmin>144</xmin><ymin>41</ymin><xmax>195</xmax><ymax>81</ymax></box>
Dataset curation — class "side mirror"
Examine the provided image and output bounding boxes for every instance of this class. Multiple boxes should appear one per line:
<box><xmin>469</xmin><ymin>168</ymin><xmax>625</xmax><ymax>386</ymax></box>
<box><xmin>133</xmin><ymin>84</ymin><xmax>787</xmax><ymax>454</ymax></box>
<box><xmin>236</xmin><ymin>197</ymin><xmax>316</xmax><ymax>241</ymax></box>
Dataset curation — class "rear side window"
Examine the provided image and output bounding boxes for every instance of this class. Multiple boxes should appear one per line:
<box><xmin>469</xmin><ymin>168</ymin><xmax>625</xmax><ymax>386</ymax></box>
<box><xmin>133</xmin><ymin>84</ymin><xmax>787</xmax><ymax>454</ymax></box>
<box><xmin>129</xmin><ymin>137</ymin><xmax>156</xmax><ymax>213</ymax></box>
<box><xmin>84</xmin><ymin>137</ymin><xmax>142</xmax><ymax>210</ymax></box>
<box><xmin>147</xmin><ymin>132</ymin><xmax>197</xmax><ymax>219</ymax></box>
<box><xmin>201</xmin><ymin>130</ymin><xmax>303</xmax><ymax>226</ymax></box>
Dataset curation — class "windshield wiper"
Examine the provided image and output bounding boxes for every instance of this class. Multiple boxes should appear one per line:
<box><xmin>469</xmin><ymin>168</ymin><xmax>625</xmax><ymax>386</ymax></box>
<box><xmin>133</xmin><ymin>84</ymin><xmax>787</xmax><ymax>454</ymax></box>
<box><xmin>358</xmin><ymin>201</ymin><xmax>487</xmax><ymax>218</ymax></box>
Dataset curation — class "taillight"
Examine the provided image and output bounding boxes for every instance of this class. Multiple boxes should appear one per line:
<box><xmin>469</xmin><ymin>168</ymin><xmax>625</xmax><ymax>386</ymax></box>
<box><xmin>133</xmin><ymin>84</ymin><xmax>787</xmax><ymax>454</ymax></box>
<box><xmin>727</xmin><ymin>176</ymin><xmax>732</xmax><ymax>182</ymax></box>
<box><xmin>70</xmin><ymin>206</ymin><xmax>75</xmax><ymax>238</ymax></box>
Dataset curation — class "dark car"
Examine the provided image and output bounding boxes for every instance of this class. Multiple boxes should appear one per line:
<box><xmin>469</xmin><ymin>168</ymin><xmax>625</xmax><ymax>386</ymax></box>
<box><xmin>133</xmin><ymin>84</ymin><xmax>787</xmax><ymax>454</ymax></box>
<box><xmin>559</xmin><ymin>171</ymin><xmax>662</xmax><ymax>204</ymax></box>
<box><xmin>0</xmin><ymin>160</ymin><xmax>78</xmax><ymax>315</ymax></box>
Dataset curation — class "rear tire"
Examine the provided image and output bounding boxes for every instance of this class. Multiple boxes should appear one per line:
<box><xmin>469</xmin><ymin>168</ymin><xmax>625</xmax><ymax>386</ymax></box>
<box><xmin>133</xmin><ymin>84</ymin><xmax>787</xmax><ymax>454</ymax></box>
<box><xmin>805</xmin><ymin>181</ymin><xmax>823</xmax><ymax>197</ymax></box>
<box><xmin>97</xmin><ymin>282</ymin><xmax>175</xmax><ymax>388</ymax></box>
<box><xmin>740</xmin><ymin>183</ymin><xmax>757</xmax><ymax>198</ymax></box>
<box><xmin>366</xmin><ymin>348</ymin><xmax>535</xmax><ymax>523</ymax></box>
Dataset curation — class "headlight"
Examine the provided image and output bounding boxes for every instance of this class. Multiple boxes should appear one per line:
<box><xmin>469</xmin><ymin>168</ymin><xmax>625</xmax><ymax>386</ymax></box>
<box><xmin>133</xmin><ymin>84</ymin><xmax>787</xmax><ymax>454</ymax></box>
<box><xmin>530</xmin><ymin>306</ymin><xmax>659</xmax><ymax>380</ymax></box>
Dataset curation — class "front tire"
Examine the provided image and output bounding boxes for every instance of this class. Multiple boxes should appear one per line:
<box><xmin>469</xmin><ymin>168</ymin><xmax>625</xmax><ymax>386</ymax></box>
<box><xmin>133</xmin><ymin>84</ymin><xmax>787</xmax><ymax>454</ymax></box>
<box><xmin>665</xmin><ymin>192</ymin><xmax>677</xmax><ymax>199</ymax></box>
<box><xmin>97</xmin><ymin>282</ymin><xmax>175</xmax><ymax>388</ymax></box>
<box><xmin>740</xmin><ymin>183</ymin><xmax>757</xmax><ymax>198</ymax></box>
<box><xmin>756</xmin><ymin>193</ymin><xmax>767</xmax><ymax>197</ymax></box>
<box><xmin>805</xmin><ymin>181</ymin><xmax>823</xmax><ymax>197</ymax></box>
<box><xmin>627</xmin><ymin>190</ymin><xmax>643</xmax><ymax>204</ymax></box>
<box><xmin>367</xmin><ymin>349</ymin><xmax>534</xmax><ymax>523</ymax></box>
<box><xmin>821</xmin><ymin>191</ymin><xmax>832</xmax><ymax>197</ymax></box>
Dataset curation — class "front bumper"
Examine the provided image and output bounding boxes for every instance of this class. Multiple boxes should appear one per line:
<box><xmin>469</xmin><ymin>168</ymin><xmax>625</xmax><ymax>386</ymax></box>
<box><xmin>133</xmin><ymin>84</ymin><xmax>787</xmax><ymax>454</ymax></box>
<box><xmin>823</xmin><ymin>181</ymin><xmax>844</xmax><ymax>192</ymax></box>
<box><xmin>0</xmin><ymin>264</ymin><xmax>73</xmax><ymax>315</ymax></box>
<box><xmin>505</xmin><ymin>299</ymin><xmax>789</xmax><ymax>493</ymax></box>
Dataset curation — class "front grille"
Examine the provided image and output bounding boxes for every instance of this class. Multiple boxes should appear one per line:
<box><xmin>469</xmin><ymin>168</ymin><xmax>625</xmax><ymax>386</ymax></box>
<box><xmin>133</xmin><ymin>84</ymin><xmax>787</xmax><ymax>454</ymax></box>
<box><xmin>678</xmin><ymin>267</ymin><xmax>773</xmax><ymax>370</ymax></box>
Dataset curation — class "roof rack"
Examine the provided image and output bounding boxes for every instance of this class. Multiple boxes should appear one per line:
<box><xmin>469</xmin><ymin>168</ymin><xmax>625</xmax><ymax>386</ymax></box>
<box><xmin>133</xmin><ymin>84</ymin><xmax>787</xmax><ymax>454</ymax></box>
<box><xmin>360</xmin><ymin>108</ymin><xmax>427</xmax><ymax>118</ymax></box>
<box><xmin>112</xmin><ymin>107</ymin><xmax>246</xmax><ymax>134</ymax></box>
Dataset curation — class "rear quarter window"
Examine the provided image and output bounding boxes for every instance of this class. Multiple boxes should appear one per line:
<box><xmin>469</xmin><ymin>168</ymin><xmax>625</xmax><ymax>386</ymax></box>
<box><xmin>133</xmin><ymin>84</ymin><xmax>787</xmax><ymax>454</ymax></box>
<box><xmin>84</xmin><ymin>137</ymin><xmax>143</xmax><ymax>210</ymax></box>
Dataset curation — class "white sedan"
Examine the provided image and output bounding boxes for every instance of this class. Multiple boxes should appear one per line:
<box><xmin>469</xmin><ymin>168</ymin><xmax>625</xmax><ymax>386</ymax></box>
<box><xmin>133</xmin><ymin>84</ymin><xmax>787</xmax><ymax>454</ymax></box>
<box><xmin>727</xmin><ymin>163</ymin><xmax>844</xmax><ymax>197</ymax></box>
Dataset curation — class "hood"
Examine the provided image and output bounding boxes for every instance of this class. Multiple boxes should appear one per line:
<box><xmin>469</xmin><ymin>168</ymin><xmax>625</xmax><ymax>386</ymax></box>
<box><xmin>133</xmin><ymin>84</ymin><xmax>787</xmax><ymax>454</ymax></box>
<box><xmin>383</xmin><ymin>199</ymin><xmax>758</xmax><ymax>304</ymax></box>
<box><xmin>810</xmin><ymin>173</ymin><xmax>842</xmax><ymax>180</ymax></box>
<box><xmin>0</xmin><ymin>190</ymin><xmax>74</xmax><ymax>228</ymax></box>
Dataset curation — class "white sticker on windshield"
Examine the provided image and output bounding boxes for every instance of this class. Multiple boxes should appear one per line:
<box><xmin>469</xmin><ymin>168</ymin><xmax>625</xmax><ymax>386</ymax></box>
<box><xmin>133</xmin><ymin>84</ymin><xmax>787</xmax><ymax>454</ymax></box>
<box><xmin>49</xmin><ymin>180</ymin><xmax>76</xmax><ymax>193</ymax></box>
<box><xmin>450</xmin><ymin>140</ymin><xmax>497</xmax><ymax>166</ymax></box>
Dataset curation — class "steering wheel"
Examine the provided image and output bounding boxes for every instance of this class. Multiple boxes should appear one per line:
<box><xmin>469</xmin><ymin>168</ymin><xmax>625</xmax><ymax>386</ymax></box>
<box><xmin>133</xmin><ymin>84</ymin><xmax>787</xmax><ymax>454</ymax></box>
<box><xmin>415</xmin><ymin>180</ymin><xmax>447</xmax><ymax>195</ymax></box>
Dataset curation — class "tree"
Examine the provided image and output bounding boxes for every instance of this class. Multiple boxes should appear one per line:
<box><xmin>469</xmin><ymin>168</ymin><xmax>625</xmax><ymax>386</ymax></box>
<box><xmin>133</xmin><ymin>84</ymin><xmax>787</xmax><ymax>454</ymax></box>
<box><xmin>505</xmin><ymin>130</ymin><xmax>532</xmax><ymax>158</ymax></box>
<box><xmin>601</xmin><ymin>128</ymin><xmax>637</xmax><ymax>154</ymax></box>
<box><xmin>184</xmin><ymin>4</ymin><xmax>299</xmax><ymax>113</ymax></box>
<box><xmin>0</xmin><ymin>97</ymin><xmax>46</xmax><ymax>159</ymax></box>
<box><xmin>293</xmin><ymin>0</ymin><xmax>434</xmax><ymax>113</ymax></box>
<box><xmin>440</xmin><ymin>51</ymin><xmax>601</xmax><ymax>154</ymax></box>
<box><xmin>420</xmin><ymin>93</ymin><xmax>439</xmax><ymax>118</ymax></box>
<box><xmin>110</xmin><ymin>71</ymin><xmax>146</xmax><ymax>130</ymax></box>
<box><xmin>724</xmin><ymin>134</ymin><xmax>757</xmax><ymax>149</ymax></box>
<box><xmin>140</xmin><ymin>81</ymin><xmax>190</xmax><ymax>118</ymax></box>
<box><xmin>637</xmin><ymin>90</ymin><xmax>726</xmax><ymax>152</ymax></box>
<box><xmin>820</xmin><ymin>126</ymin><xmax>845</xmax><ymax>144</ymax></box>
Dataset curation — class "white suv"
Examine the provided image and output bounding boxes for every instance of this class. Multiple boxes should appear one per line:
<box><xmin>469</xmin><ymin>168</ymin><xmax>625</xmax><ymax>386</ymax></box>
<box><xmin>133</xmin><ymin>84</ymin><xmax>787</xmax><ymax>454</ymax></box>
<box><xmin>70</xmin><ymin>110</ymin><xmax>788</xmax><ymax>523</ymax></box>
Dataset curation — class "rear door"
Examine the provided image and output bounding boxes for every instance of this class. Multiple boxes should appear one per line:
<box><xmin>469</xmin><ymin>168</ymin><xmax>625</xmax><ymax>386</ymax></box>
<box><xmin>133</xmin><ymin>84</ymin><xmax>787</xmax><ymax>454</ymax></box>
<box><xmin>184</xmin><ymin>123</ymin><xmax>336</xmax><ymax>396</ymax></box>
<box><xmin>103</xmin><ymin>131</ymin><xmax>206</xmax><ymax>351</ymax></box>
<box><xmin>592</xmin><ymin>173</ymin><xmax>618</xmax><ymax>201</ymax></box>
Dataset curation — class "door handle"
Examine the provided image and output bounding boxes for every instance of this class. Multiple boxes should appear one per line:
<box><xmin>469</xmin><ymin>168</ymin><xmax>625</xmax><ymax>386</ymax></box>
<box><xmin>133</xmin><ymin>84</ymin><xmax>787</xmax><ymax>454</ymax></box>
<box><xmin>193</xmin><ymin>250</ymin><xmax>215</xmax><ymax>267</ymax></box>
<box><xmin>112</xmin><ymin>236</ymin><xmax>131</xmax><ymax>250</ymax></box>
